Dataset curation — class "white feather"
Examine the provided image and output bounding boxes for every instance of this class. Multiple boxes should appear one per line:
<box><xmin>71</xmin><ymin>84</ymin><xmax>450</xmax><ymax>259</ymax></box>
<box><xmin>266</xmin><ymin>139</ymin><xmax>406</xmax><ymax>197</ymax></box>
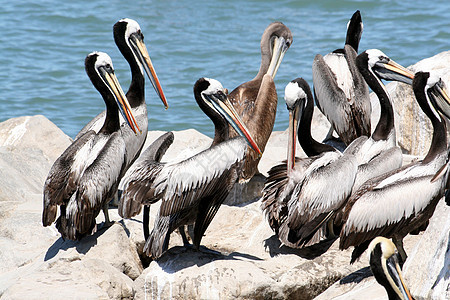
<box><xmin>323</xmin><ymin>53</ymin><xmax>355</xmax><ymax>102</ymax></box>
<box><xmin>294</xmin><ymin>151</ymin><xmax>357</xmax><ymax>214</ymax></box>
<box><xmin>284</xmin><ymin>81</ymin><xmax>306</xmax><ymax>109</ymax></box>
<box><xmin>344</xmin><ymin>153</ymin><xmax>448</xmax><ymax>233</ymax></box>
<box><xmin>154</xmin><ymin>138</ymin><xmax>247</xmax><ymax>201</ymax></box>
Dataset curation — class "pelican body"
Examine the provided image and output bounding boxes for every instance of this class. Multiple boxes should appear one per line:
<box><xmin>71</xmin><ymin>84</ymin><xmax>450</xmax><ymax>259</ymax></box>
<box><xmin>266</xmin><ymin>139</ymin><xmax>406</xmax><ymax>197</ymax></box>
<box><xmin>369</xmin><ymin>237</ymin><xmax>413</xmax><ymax>300</ymax></box>
<box><xmin>262</xmin><ymin>78</ymin><xmax>357</xmax><ymax>248</ymax></box>
<box><xmin>228</xmin><ymin>22</ymin><xmax>292</xmax><ymax>180</ymax></box>
<box><xmin>119</xmin><ymin>78</ymin><xmax>261</xmax><ymax>259</ymax></box>
<box><xmin>77</xmin><ymin>18</ymin><xmax>167</xmax><ymax>168</ymax></box>
<box><xmin>42</xmin><ymin>52</ymin><xmax>139</xmax><ymax>240</ymax></box>
<box><xmin>343</xmin><ymin>49</ymin><xmax>415</xmax><ymax>194</ymax></box>
<box><xmin>339</xmin><ymin>71</ymin><xmax>450</xmax><ymax>263</ymax></box>
<box><xmin>312</xmin><ymin>10</ymin><xmax>370</xmax><ymax>146</ymax></box>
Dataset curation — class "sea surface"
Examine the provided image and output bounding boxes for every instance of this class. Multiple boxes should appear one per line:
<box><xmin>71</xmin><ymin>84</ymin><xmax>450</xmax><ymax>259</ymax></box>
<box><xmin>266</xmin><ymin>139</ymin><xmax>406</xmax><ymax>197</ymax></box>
<box><xmin>1</xmin><ymin>0</ymin><xmax>449</xmax><ymax>138</ymax></box>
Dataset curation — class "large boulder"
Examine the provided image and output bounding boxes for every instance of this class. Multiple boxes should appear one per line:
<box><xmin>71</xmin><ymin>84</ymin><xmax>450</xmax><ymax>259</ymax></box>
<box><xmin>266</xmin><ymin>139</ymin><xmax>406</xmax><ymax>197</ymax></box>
<box><xmin>130</xmin><ymin>201</ymin><xmax>367</xmax><ymax>300</ymax></box>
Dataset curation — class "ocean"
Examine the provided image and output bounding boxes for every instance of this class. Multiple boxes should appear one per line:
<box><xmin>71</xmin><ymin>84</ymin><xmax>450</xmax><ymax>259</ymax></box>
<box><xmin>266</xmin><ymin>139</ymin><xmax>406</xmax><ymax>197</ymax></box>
<box><xmin>1</xmin><ymin>0</ymin><xmax>449</xmax><ymax>138</ymax></box>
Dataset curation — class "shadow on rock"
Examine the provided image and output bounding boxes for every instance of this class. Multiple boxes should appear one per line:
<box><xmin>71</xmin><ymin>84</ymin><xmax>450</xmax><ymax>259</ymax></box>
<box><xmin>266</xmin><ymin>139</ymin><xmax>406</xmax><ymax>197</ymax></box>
<box><xmin>153</xmin><ymin>245</ymin><xmax>263</xmax><ymax>274</ymax></box>
<box><xmin>44</xmin><ymin>222</ymin><xmax>112</xmax><ymax>261</ymax></box>
<box><xmin>339</xmin><ymin>266</ymin><xmax>372</xmax><ymax>285</ymax></box>
<box><xmin>263</xmin><ymin>234</ymin><xmax>337</xmax><ymax>259</ymax></box>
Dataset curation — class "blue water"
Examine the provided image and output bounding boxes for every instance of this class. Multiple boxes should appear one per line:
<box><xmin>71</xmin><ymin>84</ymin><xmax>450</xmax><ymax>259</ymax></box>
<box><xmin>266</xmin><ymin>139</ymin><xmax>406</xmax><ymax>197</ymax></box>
<box><xmin>1</xmin><ymin>0</ymin><xmax>449</xmax><ymax>138</ymax></box>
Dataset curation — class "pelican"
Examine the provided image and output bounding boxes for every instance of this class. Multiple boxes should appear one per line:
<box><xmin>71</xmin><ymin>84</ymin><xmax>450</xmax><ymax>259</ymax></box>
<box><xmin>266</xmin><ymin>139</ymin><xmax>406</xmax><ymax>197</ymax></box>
<box><xmin>344</xmin><ymin>49</ymin><xmax>415</xmax><ymax>193</ymax></box>
<box><xmin>339</xmin><ymin>71</ymin><xmax>450</xmax><ymax>263</ymax></box>
<box><xmin>228</xmin><ymin>22</ymin><xmax>292</xmax><ymax>180</ymax></box>
<box><xmin>119</xmin><ymin>78</ymin><xmax>261</xmax><ymax>259</ymax></box>
<box><xmin>261</xmin><ymin>78</ymin><xmax>357</xmax><ymax>248</ymax></box>
<box><xmin>368</xmin><ymin>237</ymin><xmax>413</xmax><ymax>300</ymax></box>
<box><xmin>42</xmin><ymin>52</ymin><xmax>139</xmax><ymax>240</ymax></box>
<box><xmin>312</xmin><ymin>10</ymin><xmax>370</xmax><ymax>146</ymax></box>
<box><xmin>77</xmin><ymin>18</ymin><xmax>167</xmax><ymax>168</ymax></box>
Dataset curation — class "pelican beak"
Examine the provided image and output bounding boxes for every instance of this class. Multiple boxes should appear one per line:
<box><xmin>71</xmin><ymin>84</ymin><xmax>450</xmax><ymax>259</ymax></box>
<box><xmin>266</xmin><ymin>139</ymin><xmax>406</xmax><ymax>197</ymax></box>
<box><xmin>129</xmin><ymin>34</ymin><xmax>168</xmax><ymax>109</ymax></box>
<box><xmin>287</xmin><ymin>105</ymin><xmax>300</xmax><ymax>172</ymax></box>
<box><xmin>203</xmin><ymin>92</ymin><xmax>262</xmax><ymax>156</ymax></box>
<box><xmin>385</xmin><ymin>253</ymin><xmax>413</xmax><ymax>300</ymax></box>
<box><xmin>430</xmin><ymin>79</ymin><xmax>450</xmax><ymax>120</ymax></box>
<box><xmin>375</xmin><ymin>59</ymin><xmax>415</xmax><ymax>85</ymax></box>
<box><xmin>266</xmin><ymin>36</ymin><xmax>290</xmax><ymax>78</ymax></box>
<box><xmin>101</xmin><ymin>67</ymin><xmax>140</xmax><ymax>134</ymax></box>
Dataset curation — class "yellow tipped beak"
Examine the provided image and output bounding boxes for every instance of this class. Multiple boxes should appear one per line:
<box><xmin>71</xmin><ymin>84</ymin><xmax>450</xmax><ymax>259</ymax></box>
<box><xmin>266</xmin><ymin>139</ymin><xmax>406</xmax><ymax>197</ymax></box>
<box><xmin>104</xmin><ymin>72</ymin><xmax>141</xmax><ymax>134</ymax></box>
<box><xmin>133</xmin><ymin>38</ymin><xmax>168</xmax><ymax>109</ymax></box>
<box><xmin>287</xmin><ymin>108</ymin><xmax>298</xmax><ymax>172</ymax></box>
<box><xmin>384</xmin><ymin>60</ymin><xmax>415</xmax><ymax>80</ymax></box>
<box><xmin>217</xmin><ymin>97</ymin><xmax>262</xmax><ymax>156</ymax></box>
<box><xmin>266</xmin><ymin>36</ymin><xmax>289</xmax><ymax>78</ymax></box>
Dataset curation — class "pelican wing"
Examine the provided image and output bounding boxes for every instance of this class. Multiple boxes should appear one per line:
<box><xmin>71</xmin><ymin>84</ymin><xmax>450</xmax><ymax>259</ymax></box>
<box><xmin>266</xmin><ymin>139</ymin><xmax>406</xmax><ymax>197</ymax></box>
<box><xmin>73</xmin><ymin>133</ymin><xmax>127</xmax><ymax>233</ymax></box>
<box><xmin>343</xmin><ymin>45</ymin><xmax>371</xmax><ymax>135</ymax></box>
<box><xmin>121</xmin><ymin>137</ymin><xmax>247</xmax><ymax>217</ymax></box>
<box><xmin>156</xmin><ymin>138</ymin><xmax>247</xmax><ymax>215</ymax></box>
<box><xmin>261</xmin><ymin>157</ymin><xmax>313</xmax><ymax>234</ymax></box>
<box><xmin>289</xmin><ymin>152</ymin><xmax>357</xmax><ymax>224</ymax></box>
<box><xmin>313</xmin><ymin>54</ymin><xmax>354</xmax><ymax>140</ymax></box>
<box><xmin>42</xmin><ymin>131</ymin><xmax>96</xmax><ymax>226</ymax></box>
<box><xmin>340</xmin><ymin>162</ymin><xmax>446</xmax><ymax>252</ymax></box>
<box><xmin>352</xmin><ymin>146</ymin><xmax>403</xmax><ymax>193</ymax></box>
<box><xmin>119</xmin><ymin>132</ymin><xmax>174</xmax><ymax>218</ymax></box>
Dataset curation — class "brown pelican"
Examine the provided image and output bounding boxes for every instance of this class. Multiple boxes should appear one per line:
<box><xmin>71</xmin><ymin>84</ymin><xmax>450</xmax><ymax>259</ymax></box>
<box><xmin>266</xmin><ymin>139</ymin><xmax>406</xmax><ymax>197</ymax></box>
<box><xmin>344</xmin><ymin>49</ymin><xmax>415</xmax><ymax>193</ymax></box>
<box><xmin>368</xmin><ymin>237</ymin><xmax>413</xmax><ymax>300</ymax></box>
<box><xmin>119</xmin><ymin>78</ymin><xmax>261</xmax><ymax>258</ymax></box>
<box><xmin>228</xmin><ymin>22</ymin><xmax>292</xmax><ymax>180</ymax></box>
<box><xmin>77</xmin><ymin>18</ymin><xmax>167</xmax><ymax>168</ymax></box>
<box><xmin>312</xmin><ymin>10</ymin><xmax>370</xmax><ymax>146</ymax></box>
<box><xmin>261</xmin><ymin>78</ymin><xmax>358</xmax><ymax>248</ymax></box>
<box><xmin>339</xmin><ymin>71</ymin><xmax>450</xmax><ymax>263</ymax></box>
<box><xmin>42</xmin><ymin>52</ymin><xmax>139</xmax><ymax>240</ymax></box>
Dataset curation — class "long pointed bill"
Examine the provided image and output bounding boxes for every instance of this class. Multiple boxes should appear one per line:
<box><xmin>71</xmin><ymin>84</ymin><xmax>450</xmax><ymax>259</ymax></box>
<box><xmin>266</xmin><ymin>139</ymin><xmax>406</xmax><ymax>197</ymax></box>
<box><xmin>430</xmin><ymin>81</ymin><xmax>450</xmax><ymax>120</ymax></box>
<box><xmin>266</xmin><ymin>36</ymin><xmax>289</xmax><ymax>78</ymax></box>
<box><xmin>205</xmin><ymin>93</ymin><xmax>262</xmax><ymax>156</ymax></box>
<box><xmin>103</xmin><ymin>70</ymin><xmax>140</xmax><ymax>134</ymax></box>
<box><xmin>378</xmin><ymin>59</ymin><xmax>415</xmax><ymax>85</ymax></box>
<box><xmin>130</xmin><ymin>35</ymin><xmax>168</xmax><ymax>109</ymax></box>
<box><xmin>287</xmin><ymin>107</ymin><xmax>299</xmax><ymax>173</ymax></box>
<box><xmin>386</xmin><ymin>255</ymin><xmax>413</xmax><ymax>300</ymax></box>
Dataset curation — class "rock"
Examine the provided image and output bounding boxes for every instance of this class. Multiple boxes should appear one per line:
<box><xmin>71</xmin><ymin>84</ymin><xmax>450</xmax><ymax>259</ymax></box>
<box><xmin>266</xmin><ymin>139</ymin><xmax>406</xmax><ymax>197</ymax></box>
<box><xmin>2</xmin><ymin>258</ymin><xmax>134</xmax><ymax>300</ymax></box>
<box><xmin>0</xmin><ymin>115</ymin><xmax>72</xmax><ymax>274</ymax></box>
<box><xmin>370</xmin><ymin>50</ymin><xmax>450</xmax><ymax>156</ymax></box>
<box><xmin>403</xmin><ymin>199</ymin><xmax>450</xmax><ymax>299</ymax></box>
<box><xmin>131</xmin><ymin>201</ymin><xmax>367</xmax><ymax>300</ymax></box>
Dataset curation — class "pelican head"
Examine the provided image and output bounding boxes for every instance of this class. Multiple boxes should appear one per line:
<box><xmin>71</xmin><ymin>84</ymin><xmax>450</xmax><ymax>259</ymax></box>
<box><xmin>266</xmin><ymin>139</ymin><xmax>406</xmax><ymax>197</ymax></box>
<box><xmin>263</xmin><ymin>22</ymin><xmax>293</xmax><ymax>78</ymax></box>
<box><xmin>85</xmin><ymin>52</ymin><xmax>139</xmax><ymax>133</ymax></box>
<box><xmin>425</xmin><ymin>72</ymin><xmax>450</xmax><ymax>121</ymax></box>
<box><xmin>194</xmin><ymin>78</ymin><xmax>261</xmax><ymax>156</ymax></box>
<box><xmin>359</xmin><ymin>49</ymin><xmax>414</xmax><ymax>85</ymax></box>
<box><xmin>284</xmin><ymin>78</ymin><xmax>309</xmax><ymax>172</ymax></box>
<box><xmin>368</xmin><ymin>237</ymin><xmax>413</xmax><ymax>300</ymax></box>
<box><xmin>114</xmin><ymin>18</ymin><xmax>168</xmax><ymax>109</ymax></box>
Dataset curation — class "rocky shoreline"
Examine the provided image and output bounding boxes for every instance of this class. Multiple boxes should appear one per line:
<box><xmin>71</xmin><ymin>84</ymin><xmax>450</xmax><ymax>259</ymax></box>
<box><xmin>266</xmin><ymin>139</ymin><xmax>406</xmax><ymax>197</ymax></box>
<box><xmin>1</xmin><ymin>51</ymin><xmax>450</xmax><ymax>299</ymax></box>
